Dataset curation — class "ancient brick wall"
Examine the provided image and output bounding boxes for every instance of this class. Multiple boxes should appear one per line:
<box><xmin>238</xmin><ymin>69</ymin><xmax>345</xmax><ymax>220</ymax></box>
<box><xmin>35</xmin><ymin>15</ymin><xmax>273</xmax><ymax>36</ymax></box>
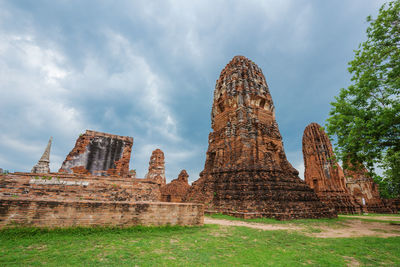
<box><xmin>0</xmin><ymin>199</ymin><xmax>204</xmax><ymax>227</ymax></box>
<box><xmin>383</xmin><ymin>198</ymin><xmax>400</xmax><ymax>213</ymax></box>
<box><xmin>345</xmin><ymin>167</ymin><xmax>393</xmax><ymax>213</ymax></box>
<box><xmin>160</xmin><ymin>170</ymin><xmax>191</xmax><ymax>202</ymax></box>
<box><xmin>185</xmin><ymin>56</ymin><xmax>336</xmax><ymax>220</ymax></box>
<box><xmin>302</xmin><ymin>123</ymin><xmax>361</xmax><ymax>214</ymax></box>
<box><xmin>59</xmin><ymin>130</ymin><xmax>133</xmax><ymax>177</ymax></box>
<box><xmin>0</xmin><ymin>173</ymin><xmax>160</xmax><ymax>202</ymax></box>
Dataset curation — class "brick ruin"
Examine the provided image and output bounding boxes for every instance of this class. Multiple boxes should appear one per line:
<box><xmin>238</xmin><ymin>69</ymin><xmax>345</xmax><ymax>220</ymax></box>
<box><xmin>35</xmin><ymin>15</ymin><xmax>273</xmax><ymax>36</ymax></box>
<box><xmin>384</xmin><ymin>198</ymin><xmax>400</xmax><ymax>213</ymax></box>
<box><xmin>59</xmin><ymin>130</ymin><xmax>133</xmax><ymax>177</ymax></box>
<box><xmin>0</xmin><ymin>132</ymin><xmax>204</xmax><ymax>227</ymax></box>
<box><xmin>1</xmin><ymin>199</ymin><xmax>203</xmax><ymax>228</ymax></box>
<box><xmin>345</xmin><ymin>165</ymin><xmax>393</xmax><ymax>213</ymax></box>
<box><xmin>160</xmin><ymin>170</ymin><xmax>191</xmax><ymax>202</ymax></box>
<box><xmin>185</xmin><ymin>56</ymin><xmax>336</xmax><ymax>220</ymax></box>
<box><xmin>302</xmin><ymin>123</ymin><xmax>361</xmax><ymax>214</ymax></box>
<box><xmin>1</xmin><ymin>172</ymin><xmax>161</xmax><ymax>203</ymax></box>
<box><xmin>31</xmin><ymin>137</ymin><xmax>52</xmax><ymax>174</ymax></box>
<box><xmin>145</xmin><ymin>149</ymin><xmax>166</xmax><ymax>186</ymax></box>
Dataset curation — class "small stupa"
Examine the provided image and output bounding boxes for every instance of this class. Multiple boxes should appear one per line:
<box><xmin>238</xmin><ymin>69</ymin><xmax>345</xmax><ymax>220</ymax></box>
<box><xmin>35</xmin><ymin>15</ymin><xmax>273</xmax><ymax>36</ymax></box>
<box><xmin>31</xmin><ymin>137</ymin><xmax>52</xmax><ymax>173</ymax></box>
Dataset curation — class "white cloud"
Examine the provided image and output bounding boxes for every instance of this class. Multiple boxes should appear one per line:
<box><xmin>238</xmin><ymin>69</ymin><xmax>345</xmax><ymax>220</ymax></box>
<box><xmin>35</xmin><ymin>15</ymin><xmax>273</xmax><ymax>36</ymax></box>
<box><xmin>0</xmin><ymin>134</ymin><xmax>41</xmax><ymax>153</ymax></box>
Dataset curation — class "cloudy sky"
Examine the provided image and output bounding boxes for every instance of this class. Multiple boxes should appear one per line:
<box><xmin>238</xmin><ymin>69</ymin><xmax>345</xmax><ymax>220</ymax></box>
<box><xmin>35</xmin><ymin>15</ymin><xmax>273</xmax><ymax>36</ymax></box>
<box><xmin>0</xmin><ymin>0</ymin><xmax>387</xmax><ymax>182</ymax></box>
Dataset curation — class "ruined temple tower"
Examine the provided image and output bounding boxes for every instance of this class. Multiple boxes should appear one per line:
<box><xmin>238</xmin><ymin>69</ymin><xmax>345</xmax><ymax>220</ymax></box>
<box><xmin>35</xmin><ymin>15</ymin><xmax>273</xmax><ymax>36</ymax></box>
<box><xmin>302</xmin><ymin>123</ymin><xmax>361</xmax><ymax>214</ymax></box>
<box><xmin>31</xmin><ymin>137</ymin><xmax>52</xmax><ymax>173</ymax></box>
<box><xmin>145</xmin><ymin>149</ymin><xmax>166</xmax><ymax>186</ymax></box>
<box><xmin>185</xmin><ymin>56</ymin><xmax>336</xmax><ymax>220</ymax></box>
<box><xmin>160</xmin><ymin>170</ymin><xmax>191</xmax><ymax>202</ymax></box>
<box><xmin>345</xmin><ymin>164</ymin><xmax>393</xmax><ymax>213</ymax></box>
<box><xmin>59</xmin><ymin>130</ymin><xmax>133</xmax><ymax>177</ymax></box>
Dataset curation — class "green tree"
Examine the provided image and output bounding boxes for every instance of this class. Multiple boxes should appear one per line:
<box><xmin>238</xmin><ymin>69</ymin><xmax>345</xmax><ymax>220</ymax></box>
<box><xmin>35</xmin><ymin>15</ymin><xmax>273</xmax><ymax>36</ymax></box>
<box><xmin>326</xmin><ymin>0</ymin><xmax>400</xmax><ymax>198</ymax></box>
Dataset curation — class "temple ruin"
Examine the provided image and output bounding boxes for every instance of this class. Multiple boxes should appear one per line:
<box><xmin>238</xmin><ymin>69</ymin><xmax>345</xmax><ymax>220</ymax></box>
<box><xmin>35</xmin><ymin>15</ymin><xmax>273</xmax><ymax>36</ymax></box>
<box><xmin>161</xmin><ymin>170</ymin><xmax>191</xmax><ymax>202</ymax></box>
<box><xmin>302</xmin><ymin>123</ymin><xmax>361</xmax><ymax>214</ymax></box>
<box><xmin>185</xmin><ymin>55</ymin><xmax>336</xmax><ymax>220</ymax></box>
<box><xmin>0</xmin><ymin>132</ymin><xmax>203</xmax><ymax>227</ymax></box>
<box><xmin>145</xmin><ymin>149</ymin><xmax>166</xmax><ymax>186</ymax></box>
<box><xmin>59</xmin><ymin>130</ymin><xmax>133</xmax><ymax>177</ymax></box>
<box><xmin>345</xmin><ymin>165</ymin><xmax>393</xmax><ymax>213</ymax></box>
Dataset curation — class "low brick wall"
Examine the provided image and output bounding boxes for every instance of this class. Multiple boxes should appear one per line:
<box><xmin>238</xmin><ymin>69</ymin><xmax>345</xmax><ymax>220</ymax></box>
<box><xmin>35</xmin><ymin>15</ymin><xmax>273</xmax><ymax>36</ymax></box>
<box><xmin>0</xmin><ymin>173</ymin><xmax>161</xmax><ymax>202</ymax></box>
<box><xmin>0</xmin><ymin>198</ymin><xmax>204</xmax><ymax>227</ymax></box>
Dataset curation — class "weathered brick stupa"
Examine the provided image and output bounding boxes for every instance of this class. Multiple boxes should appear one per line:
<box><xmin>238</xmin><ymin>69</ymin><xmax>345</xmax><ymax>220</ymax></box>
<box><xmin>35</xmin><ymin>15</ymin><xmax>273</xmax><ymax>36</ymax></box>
<box><xmin>161</xmin><ymin>170</ymin><xmax>191</xmax><ymax>202</ymax></box>
<box><xmin>59</xmin><ymin>130</ymin><xmax>132</xmax><ymax>177</ymax></box>
<box><xmin>145</xmin><ymin>149</ymin><xmax>166</xmax><ymax>186</ymax></box>
<box><xmin>185</xmin><ymin>56</ymin><xmax>336</xmax><ymax>220</ymax></box>
<box><xmin>345</xmin><ymin>165</ymin><xmax>393</xmax><ymax>213</ymax></box>
<box><xmin>302</xmin><ymin>123</ymin><xmax>361</xmax><ymax>214</ymax></box>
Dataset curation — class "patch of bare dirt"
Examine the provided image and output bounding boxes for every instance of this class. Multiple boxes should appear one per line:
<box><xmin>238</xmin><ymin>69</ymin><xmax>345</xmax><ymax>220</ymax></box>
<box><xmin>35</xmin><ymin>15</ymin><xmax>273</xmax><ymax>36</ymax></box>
<box><xmin>311</xmin><ymin>220</ymin><xmax>400</xmax><ymax>238</ymax></box>
<box><xmin>341</xmin><ymin>215</ymin><xmax>400</xmax><ymax>221</ymax></box>
<box><xmin>204</xmin><ymin>218</ymin><xmax>400</xmax><ymax>238</ymax></box>
<box><xmin>343</xmin><ymin>256</ymin><xmax>360</xmax><ymax>266</ymax></box>
<box><xmin>204</xmin><ymin>218</ymin><xmax>301</xmax><ymax>231</ymax></box>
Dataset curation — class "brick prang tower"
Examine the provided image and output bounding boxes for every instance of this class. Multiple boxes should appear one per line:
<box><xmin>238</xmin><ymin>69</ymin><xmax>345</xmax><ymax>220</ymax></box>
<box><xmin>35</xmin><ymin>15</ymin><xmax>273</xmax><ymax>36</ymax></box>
<box><xmin>185</xmin><ymin>55</ymin><xmax>336</xmax><ymax>220</ymax></box>
<box><xmin>302</xmin><ymin>123</ymin><xmax>362</xmax><ymax>214</ymax></box>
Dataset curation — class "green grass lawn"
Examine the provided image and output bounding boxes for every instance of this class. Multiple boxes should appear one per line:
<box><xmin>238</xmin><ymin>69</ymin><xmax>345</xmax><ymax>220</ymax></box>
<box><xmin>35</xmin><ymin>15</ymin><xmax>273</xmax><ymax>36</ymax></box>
<box><xmin>1</xmin><ymin>222</ymin><xmax>400</xmax><ymax>266</ymax></box>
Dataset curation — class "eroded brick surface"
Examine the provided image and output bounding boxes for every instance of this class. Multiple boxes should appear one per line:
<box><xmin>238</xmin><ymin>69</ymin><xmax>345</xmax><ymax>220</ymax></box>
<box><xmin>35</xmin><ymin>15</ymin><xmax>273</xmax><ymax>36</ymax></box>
<box><xmin>185</xmin><ymin>56</ymin><xmax>336</xmax><ymax>220</ymax></box>
<box><xmin>0</xmin><ymin>173</ymin><xmax>160</xmax><ymax>202</ymax></box>
<box><xmin>0</xmin><ymin>198</ymin><xmax>204</xmax><ymax>227</ymax></box>
<box><xmin>302</xmin><ymin>123</ymin><xmax>361</xmax><ymax>214</ymax></box>
<box><xmin>0</xmin><ymin>172</ymin><xmax>205</xmax><ymax>227</ymax></box>
<box><xmin>383</xmin><ymin>198</ymin><xmax>400</xmax><ymax>213</ymax></box>
<box><xmin>145</xmin><ymin>149</ymin><xmax>166</xmax><ymax>186</ymax></box>
<box><xmin>160</xmin><ymin>170</ymin><xmax>191</xmax><ymax>202</ymax></box>
<box><xmin>59</xmin><ymin>130</ymin><xmax>133</xmax><ymax>177</ymax></box>
<box><xmin>345</xmin><ymin>166</ymin><xmax>393</xmax><ymax>213</ymax></box>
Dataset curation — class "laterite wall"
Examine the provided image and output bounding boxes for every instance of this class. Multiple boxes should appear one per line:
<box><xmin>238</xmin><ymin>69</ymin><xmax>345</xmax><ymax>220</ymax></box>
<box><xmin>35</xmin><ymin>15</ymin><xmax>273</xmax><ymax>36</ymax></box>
<box><xmin>0</xmin><ymin>198</ymin><xmax>204</xmax><ymax>227</ymax></box>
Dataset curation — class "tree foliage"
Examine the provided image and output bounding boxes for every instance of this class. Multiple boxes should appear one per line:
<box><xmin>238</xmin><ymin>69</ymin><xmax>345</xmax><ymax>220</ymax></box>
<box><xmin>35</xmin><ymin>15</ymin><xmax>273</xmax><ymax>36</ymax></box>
<box><xmin>326</xmin><ymin>0</ymin><xmax>400</xmax><ymax>198</ymax></box>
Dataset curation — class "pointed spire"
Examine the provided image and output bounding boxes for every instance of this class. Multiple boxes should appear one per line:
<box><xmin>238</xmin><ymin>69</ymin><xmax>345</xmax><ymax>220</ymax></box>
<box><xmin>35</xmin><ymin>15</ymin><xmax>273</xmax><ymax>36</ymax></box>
<box><xmin>39</xmin><ymin>137</ymin><xmax>52</xmax><ymax>163</ymax></box>
<box><xmin>31</xmin><ymin>137</ymin><xmax>52</xmax><ymax>173</ymax></box>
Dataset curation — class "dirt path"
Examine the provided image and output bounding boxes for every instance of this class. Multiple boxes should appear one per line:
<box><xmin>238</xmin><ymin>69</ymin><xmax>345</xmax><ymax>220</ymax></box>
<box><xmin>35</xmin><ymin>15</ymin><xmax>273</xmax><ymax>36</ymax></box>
<box><xmin>340</xmin><ymin>215</ymin><xmax>400</xmax><ymax>221</ymax></box>
<box><xmin>313</xmin><ymin>220</ymin><xmax>400</xmax><ymax>238</ymax></box>
<box><xmin>204</xmin><ymin>217</ymin><xmax>400</xmax><ymax>238</ymax></box>
<box><xmin>204</xmin><ymin>218</ymin><xmax>301</xmax><ymax>231</ymax></box>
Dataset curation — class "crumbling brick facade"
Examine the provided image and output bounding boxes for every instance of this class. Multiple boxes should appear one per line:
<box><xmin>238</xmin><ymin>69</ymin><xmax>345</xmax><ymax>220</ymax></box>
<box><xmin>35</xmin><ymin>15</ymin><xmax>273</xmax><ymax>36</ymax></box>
<box><xmin>0</xmin><ymin>172</ymin><xmax>160</xmax><ymax>202</ymax></box>
<box><xmin>345</xmin><ymin>166</ymin><xmax>393</xmax><ymax>213</ymax></box>
<box><xmin>302</xmin><ymin>123</ymin><xmax>361</xmax><ymax>214</ymax></box>
<box><xmin>0</xmin><ymin>199</ymin><xmax>204</xmax><ymax>227</ymax></box>
<box><xmin>59</xmin><ymin>130</ymin><xmax>133</xmax><ymax>177</ymax></box>
<box><xmin>0</xmin><ymin>172</ymin><xmax>204</xmax><ymax>227</ymax></box>
<box><xmin>383</xmin><ymin>198</ymin><xmax>400</xmax><ymax>213</ymax></box>
<box><xmin>160</xmin><ymin>170</ymin><xmax>191</xmax><ymax>202</ymax></box>
<box><xmin>185</xmin><ymin>56</ymin><xmax>336</xmax><ymax>220</ymax></box>
<box><xmin>145</xmin><ymin>149</ymin><xmax>166</xmax><ymax>186</ymax></box>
